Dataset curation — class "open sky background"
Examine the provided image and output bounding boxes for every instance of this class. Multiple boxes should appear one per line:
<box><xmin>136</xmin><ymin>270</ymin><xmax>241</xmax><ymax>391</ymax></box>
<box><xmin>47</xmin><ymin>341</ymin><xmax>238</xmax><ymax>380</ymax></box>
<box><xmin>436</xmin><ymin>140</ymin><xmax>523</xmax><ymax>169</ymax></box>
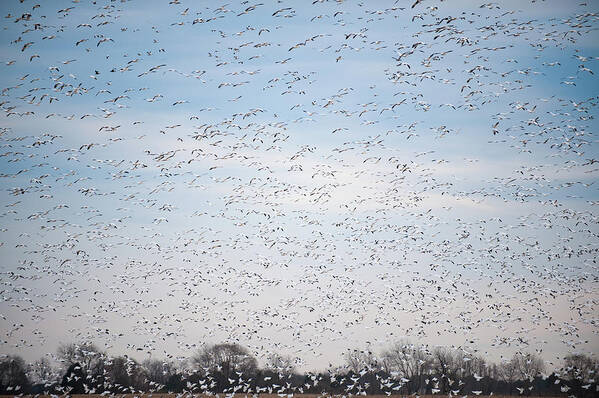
<box><xmin>0</xmin><ymin>0</ymin><xmax>598</xmax><ymax>371</ymax></box>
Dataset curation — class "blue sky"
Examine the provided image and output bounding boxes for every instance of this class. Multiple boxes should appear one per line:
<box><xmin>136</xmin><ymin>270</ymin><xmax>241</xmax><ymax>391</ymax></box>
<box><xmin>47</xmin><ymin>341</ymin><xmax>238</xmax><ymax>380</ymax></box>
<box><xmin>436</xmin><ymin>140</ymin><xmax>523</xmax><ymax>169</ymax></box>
<box><xmin>0</xmin><ymin>0</ymin><xmax>598</xmax><ymax>371</ymax></box>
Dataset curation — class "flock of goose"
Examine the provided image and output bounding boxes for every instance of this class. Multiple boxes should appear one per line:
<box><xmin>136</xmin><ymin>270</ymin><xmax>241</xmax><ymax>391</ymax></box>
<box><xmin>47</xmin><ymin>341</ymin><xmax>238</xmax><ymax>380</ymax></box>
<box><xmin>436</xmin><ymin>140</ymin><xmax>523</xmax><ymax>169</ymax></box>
<box><xmin>0</xmin><ymin>0</ymin><xmax>597</xmax><ymax>373</ymax></box>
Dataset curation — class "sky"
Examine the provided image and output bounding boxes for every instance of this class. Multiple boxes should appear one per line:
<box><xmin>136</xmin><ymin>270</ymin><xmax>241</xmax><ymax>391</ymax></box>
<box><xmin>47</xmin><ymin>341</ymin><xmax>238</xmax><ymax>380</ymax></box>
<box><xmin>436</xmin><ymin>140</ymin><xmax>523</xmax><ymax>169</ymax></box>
<box><xmin>0</xmin><ymin>0</ymin><xmax>598</xmax><ymax>372</ymax></box>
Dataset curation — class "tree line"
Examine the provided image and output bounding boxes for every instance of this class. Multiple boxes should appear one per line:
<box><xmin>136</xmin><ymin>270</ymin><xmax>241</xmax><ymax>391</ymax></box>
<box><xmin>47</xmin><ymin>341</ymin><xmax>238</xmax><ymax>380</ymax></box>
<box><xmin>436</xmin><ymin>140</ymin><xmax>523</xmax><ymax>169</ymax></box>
<box><xmin>1</xmin><ymin>341</ymin><xmax>597</xmax><ymax>397</ymax></box>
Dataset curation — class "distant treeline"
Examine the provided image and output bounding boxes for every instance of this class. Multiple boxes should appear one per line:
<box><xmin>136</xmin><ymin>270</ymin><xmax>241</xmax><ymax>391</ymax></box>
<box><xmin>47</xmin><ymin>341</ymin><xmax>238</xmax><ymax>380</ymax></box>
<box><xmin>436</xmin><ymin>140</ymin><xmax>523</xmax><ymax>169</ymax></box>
<box><xmin>1</xmin><ymin>341</ymin><xmax>596</xmax><ymax>397</ymax></box>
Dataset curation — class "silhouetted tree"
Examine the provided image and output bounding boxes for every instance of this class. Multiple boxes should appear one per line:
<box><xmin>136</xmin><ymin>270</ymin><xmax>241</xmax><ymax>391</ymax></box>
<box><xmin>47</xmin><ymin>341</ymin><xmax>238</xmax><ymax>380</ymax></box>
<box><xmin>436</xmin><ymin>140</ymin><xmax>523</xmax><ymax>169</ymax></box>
<box><xmin>431</xmin><ymin>346</ymin><xmax>460</xmax><ymax>394</ymax></box>
<box><xmin>513</xmin><ymin>352</ymin><xmax>545</xmax><ymax>380</ymax></box>
<box><xmin>561</xmin><ymin>354</ymin><xmax>598</xmax><ymax>398</ymax></box>
<box><xmin>27</xmin><ymin>357</ymin><xmax>56</xmax><ymax>384</ymax></box>
<box><xmin>192</xmin><ymin>343</ymin><xmax>258</xmax><ymax>388</ymax></box>
<box><xmin>61</xmin><ymin>362</ymin><xmax>86</xmax><ymax>394</ymax></box>
<box><xmin>345</xmin><ymin>348</ymin><xmax>381</xmax><ymax>373</ymax></box>
<box><xmin>499</xmin><ymin>357</ymin><xmax>518</xmax><ymax>395</ymax></box>
<box><xmin>104</xmin><ymin>355</ymin><xmax>146</xmax><ymax>393</ymax></box>
<box><xmin>142</xmin><ymin>358</ymin><xmax>175</xmax><ymax>390</ymax></box>
<box><xmin>382</xmin><ymin>341</ymin><xmax>431</xmax><ymax>394</ymax></box>
<box><xmin>165</xmin><ymin>372</ymin><xmax>185</xmax><ymax>393</ymax></box>
<box><xmin>0</xmin><ymin>355</ymin><xmax>30</xmax><ymax>394</ymax></box>
<box><xmin>3</xmin><ymin>341</ymin><xmax>593</xmax><ymax>396</ymax></box>
<box><xmin>265</xmin><ymin>353</ymin><xmax>296</xmax><ymax>377</ymax></box>
<box><xmin>56</xmin><ymin>341</ymin><xmax>105</xmax><ymax>377</ymax></box>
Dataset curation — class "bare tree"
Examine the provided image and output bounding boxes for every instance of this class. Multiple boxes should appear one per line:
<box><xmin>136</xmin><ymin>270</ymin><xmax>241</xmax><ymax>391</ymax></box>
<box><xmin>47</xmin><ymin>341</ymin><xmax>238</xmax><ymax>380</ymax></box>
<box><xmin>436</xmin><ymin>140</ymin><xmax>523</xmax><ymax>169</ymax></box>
<box><xmin>61</xmin><ymin>361</ymin><xmax>90</xmax><ymax>394</ymax></box>
<box><xmin>0</xmin><ymin>355</ymin><xmax>30</xmax><ymax>394</ymax></box>
<box><xmin>562</xmin><ymin>354</ymin><xmax>597</xmax><ymax>384</ymax></box>
<box><xmin>192</xmin><ymin>343</ymin><xmax>258</xmax><ymax>379</ymax></box>
<box><xmin>561</xmin><ymin>354</ymin><xmax>598</xmax><ymax>397</ymax></box>
<box><xmin>265</xmin><ymin>353</ymin><xmax>296</xmax><ymax>377</ymax></box>
<box><xmin>431</xmin><ymin>346</ymin><xmax>460</xmax><ymax>394</ymax></box>
<box><xmin>56</xmin><ymin>341</ymin><xmax>105</xmax><ymax>376</ymax></box>
<box><xmin>512</xmin><ymin>352</ymin><xmax>545</xmax><ymax>381</ymax></box>
<box><xmin>142</xmin><ymin>358</ymin><xmax>175</xmax><ymax>387</ymax></box>
<box><xmin>106</xmin><ymin>356</ymin><xmax>130</xmax><ymax>392</ymax></box>
<box><xmin>27</xmin><ymin>357</ymin><xmax>56</xmax><ymax>384</ymax></box>
<box><xmin>104</xmin><ymin>356</ymin><xmax>147</xmax><ymax>393</ymax></box>
<box><xmin>381</xmin><ymin>341</ymin><xmax>431</xmax><ymax>394</ymax></box>
<box><xmin>56</xmin><ymin>342</ymin><xmax>111</xmax><ymax>394</ymax></box>
<box><xmin>456</xmin><ymin>354</ymin><xmax>487</xmax><ymax>378</ymax></box>
<box><xmin>57</xmin><ymin>342</ymin><xmax>86</xmax><ymax>366</ymax></box>
<box><xmin>344</xmin><ymin>348</ymin><xmax>380</xmax><ymax>373</ymax></box>
<box><xmin>498</xmin><ymin>358</ymin><xmax>518</xmax><ymax>395</ymax></box>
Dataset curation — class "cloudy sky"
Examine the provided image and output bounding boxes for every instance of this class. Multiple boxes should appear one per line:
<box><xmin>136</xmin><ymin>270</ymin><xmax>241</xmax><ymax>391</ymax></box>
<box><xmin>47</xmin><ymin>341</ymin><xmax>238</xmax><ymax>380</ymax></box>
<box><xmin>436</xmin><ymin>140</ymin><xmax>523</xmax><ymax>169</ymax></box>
<box><xmin>0</xmin><ymin>0</ymin><xmax>597</xmax><ymax>371</ymax></box>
